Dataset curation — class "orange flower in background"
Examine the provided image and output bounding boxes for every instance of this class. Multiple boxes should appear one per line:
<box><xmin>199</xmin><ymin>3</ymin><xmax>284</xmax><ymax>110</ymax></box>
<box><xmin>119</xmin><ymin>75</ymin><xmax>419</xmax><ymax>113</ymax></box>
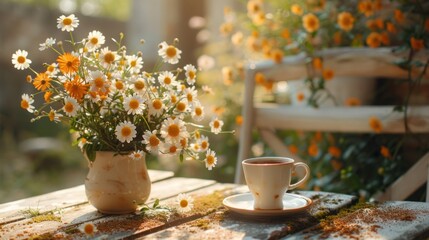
<box><xmin>44</xmin><ymin>91</ymin><xmax>52</xmax><ymax>103</ymax></box>
<box><xmin>381</xmin><ymin>32</ymin><xmax>390</xmax><ymax>45</ymax></box>
<box><xmin>219</xmin><ymin>22</ymin><xmax>234</xmax><ymax>36</ymax></box>
<box><xmin>369</xmin><ymin>116</ymin><xmax>383</xmax><ymax>133</ymax></box>
<box><xmin>333</xmin><ymin>31</ymin><xmax>342</xmax><ymax>45</ymax></box>
<box><xmin>235</xmin><ymin>115</ymin><xmax>243</xmax><ymax>126</ymax></box>
<box><xmin>288</xmin><ymin>144</ymin><xmax>299</xmax><ymax>155</ymax></box>
<box><xmin>410</xmin><ymin>37</ymin><xmax>425</xmax><ymax>51</ymax></box>
<box><xmin>386</xmin><ymin>22</ymin><xmax>397</xmax><ymax>33</ymax></box>
<box><xmin>328</xmin><ymin>146</ymin><xmax>342</xmax><ymax>158</ymax></box>
<box><xmin>296</xmin><ymin>92</ymin><xmax>305</xmax><ymax>102</ymax></box>
<box><xmin>312</xmin><ymin>57</ymin><xmax>323</xmax><ymax>69</ymax></box>
<box><xmin>57</xmin><ymin>52</ymin><xmax>80</xmax><ymax>74</ymax></box>
<box><xmin>313</xmin><ymin>131</ymin><xmax>323</xmax><ymax>142</ymax></box>
<box><xmin>308</xmin><ymin>143</ymin><xmax>319</xmax><ymax>157</ymax></box>
<box><xmin>366</xmin><ymin>32</ymin><xmax>382</xmax><ymax>48</ymax></box>
<box><xmin>337</xmin><ymin>12</ymin><xmax>355</xmax><ymax>32</ymax></box>
<box><xmin>33</xmin><ymin>72</ymin><xmax>52</xmax><ymax>91</ymax></box>
<box><xmin>64</xmin><ymin>76</ymin><xmax>89</xmax><ymax>101</ymax></box>
<box><xmin>358</xmin><ymin>0</ymin><xmax>374</xmax><ymax>17</ymax></box>
<box><xmin>302</xmin><ymin>13</ymin><xmax>320</xmax><ymax>33</ymax></box>
<box><xmin>323</xmin><ymin>68</ymin><xmax>334</xmax><ymax>80</ymax></box>
<box><xmin>271</xmin><ymin>48</ymin><xmax>284</xmax><ymax>63</ymax></box>
<box><xmin>380</xmin><ymin>146</ymin><xmax>391</xmax><ymax>158</ymax></box>
<box><xmin>345</xmin><ymin>97</ymin><xmax>362</xmax><ymax>106</ymax></box>
<box><xmin>263</xmin><ymin>80</ymin><xmax>274</xmax><ymax>92</ymax></box>
<box><xmin>394</xmin><ymin>9</ymin><xmax>405</xmax><ymax>24</ymax></box>
<box><xmin>254</xmin><ymin>72</ymin><xmax>266</xmax><ymax>85</ymax></box>
<box><xmin>291</xmin><ymin>4</ymin><xmax>303</xmax><ymax>16</ymax></box>
<box><xmin>247</xmin><ymin>0</ymin><xmax>263</xmax><ymax>16</ymax></box>
<box><xmin>281</xmin><ymin>28</ymin><xmax>291</xmax><ymax>39</ymax></box>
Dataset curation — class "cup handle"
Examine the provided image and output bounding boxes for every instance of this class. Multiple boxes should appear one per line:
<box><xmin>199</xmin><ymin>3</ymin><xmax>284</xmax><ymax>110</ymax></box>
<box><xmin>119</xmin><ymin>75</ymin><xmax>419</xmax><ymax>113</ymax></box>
<box><xmin>288</xmin><ymin>162</ymin><xmax>310</xmax><ymax>190</ymax></box>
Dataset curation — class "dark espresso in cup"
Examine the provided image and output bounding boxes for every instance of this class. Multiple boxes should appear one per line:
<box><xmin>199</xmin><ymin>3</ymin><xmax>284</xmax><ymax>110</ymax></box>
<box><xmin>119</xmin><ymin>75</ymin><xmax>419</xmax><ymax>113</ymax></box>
<box><xmin>248</xmin><ymin>160</ymin><xmax>285</xmax><ymax>165</ymax></box>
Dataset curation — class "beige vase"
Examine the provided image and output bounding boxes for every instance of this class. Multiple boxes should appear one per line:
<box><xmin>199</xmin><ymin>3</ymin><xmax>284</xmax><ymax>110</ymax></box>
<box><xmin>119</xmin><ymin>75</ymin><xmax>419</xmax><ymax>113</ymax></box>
<box><xmin>84</xmin><ymin>151</ymin><xmax>151</xmax><ymax>214</ymax></box>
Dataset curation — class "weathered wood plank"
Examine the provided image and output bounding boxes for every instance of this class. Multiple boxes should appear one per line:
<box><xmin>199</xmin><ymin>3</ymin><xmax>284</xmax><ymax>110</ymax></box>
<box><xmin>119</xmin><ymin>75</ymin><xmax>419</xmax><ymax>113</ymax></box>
<box><xmin>140</xmin><ymin>191</ymin><xmax>357</xmax><ymax>240</ymax></box>
<box><xmin>0</xmin><ymin>177</ymin><xmax>216</xmax><ymax>239</ymax></box>
<box><xmin>0</xmin><ymin>170</ymin><xmax>173</xmax><ymax>224</ymax></box>
<box><xmin>289</xmin><ymin>201</ymin><xmax>429</xmax><ymax>240</ymax></box>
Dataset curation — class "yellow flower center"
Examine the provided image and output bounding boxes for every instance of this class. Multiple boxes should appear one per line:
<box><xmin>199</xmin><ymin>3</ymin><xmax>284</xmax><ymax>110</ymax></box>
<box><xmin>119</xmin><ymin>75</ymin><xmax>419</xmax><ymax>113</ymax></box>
<box><xmin>206</xmin><ymin>155</ymin><xmax>215</xmax><ymax>165</ymax></box>
<box><xmin>104</xmin><ymin>52</ymin><xmax>115</xmax><ymax>64</ymax></box>
<box><xmin>201</xmin><ymin>141</ymin><xmax>208</xmax><ymax>149</ymax></box>
<box><xmin>63</xmin><ymin>18</ymin><xmax>72</xmax><ymax>26</ymax></box>
<box><xmin>171</xmin><ymin>95</ymin><xmax>177</xmax><ymax>103</ymax></box>
<box><xmin>20</xmin><ymin>99</ymin><xmax>29</xmax><ymax>109</ymax></box>
<box><xmin>177</xmin><ymin>102</ymin><xmax>186</xmax><ymax>112</ymax></box>
<box><xmin>130</xmin><ymin>60</ymin><xmax>137</xmax><ymax>67</ymax></box>
<box><xmin>149</xmin><ymin>135</ymin><xmax>160</xmax><ymax>147</ymax></box>
<box><xmin>213</xmin><ymin>120</ymin><xmax>220</xmax><ymax>128</ymax></box>
<box><xmin>115</xmin><ymin>81</ymin><xmax>124</xmax><ymax>90</ymax></box>
<box><xmin>195</xmin><ymin>107</ymin><xmax>202</xmax><ymax>116</ymax></box>
<box><xmin>47</xmin><ymin>65</ymin><xmax>55</xmax><ymax>72</ymax></box>
<box><xmin>153</xmin><ymin>99</ymin><xmax>162</xmax><ymax>110</ymax></box>
<box><xmin>83</xmin><ymin>224</ymin><xmax>94</xmax><ymax>234</ymax></box>
<box><xmin>121</xmin><ymin>127</ymin><xmax>132</xmax><ymax>137</ymax></box>
<box><xmin>188</xmin><ymin>71</ymin><xmax>195</xmax><ymax>79</ymax></box>
<box><xmin>48</xmin><ymin>110</ymin><xmax>55</xmax><ymax>121</ymax></box>
<box><xmin>64</xmin><ymin>102</ymin><xmax>74</xmax><ymax>113</ymax></box>
<box><xmin>135</xmin><ymin>80</ymin><xmax>145</xmax><ymax>90</ymax></box>
<box><xmin>17</xmin><ymin>56</ymin><xmax>26</xmax><ymax>64</ymax></box>
<box><xmin>90</xmin><ymin>37</ymin><xmax>98</xmax><ymax>45</ymax></box>
<box><xmin>166</xmin><ymin>46</ymin><xmax>177</xmax><ymax>58</ymax></box>
<box><xmin>169</xmin><ymin>145</ymin><xmax>178</xmax><ymax>153</ymax></box>
<box><xmin>180</xmin><ymin>199</ymin><xmax>188</xmax><ymax>208</ymax></box>
<box><xmin>168</xmin><ymin>124</ymin><xmax>180</xmax><ymax>137</ymax></box>
<box><xmin>186</xmin><ymin>93</ymin><xmax>193</xmax><ymax>102</ymax></box>
<box><xmin>94</xmin><ymin>77</ymin><xmax>104</xmax><ymax>88</ymax></box>
<box><xmin>164</xmin><ymin>77</ymin><xmax>171</xmax><ymax>85</ymax></box>
<box><xmin>129</xmin><ymin>99</ymin><xmax>140</xmax><ymax>110</ymax></box>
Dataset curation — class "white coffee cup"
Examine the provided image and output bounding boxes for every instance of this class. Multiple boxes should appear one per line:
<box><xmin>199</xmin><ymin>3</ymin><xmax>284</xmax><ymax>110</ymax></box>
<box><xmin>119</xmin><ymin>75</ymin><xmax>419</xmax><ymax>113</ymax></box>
<box><xmin>242</xmin><ymin>157</ymin><xmax>310</xmax><ymax>210</ymax></box>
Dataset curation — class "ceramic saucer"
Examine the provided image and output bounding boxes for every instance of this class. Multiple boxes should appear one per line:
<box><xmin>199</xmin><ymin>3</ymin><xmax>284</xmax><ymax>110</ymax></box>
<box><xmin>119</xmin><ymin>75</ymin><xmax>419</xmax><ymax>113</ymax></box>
<box><xmin>222</xmin><ymin>193</ymin><xmax>312</xmax><ymax>217</ymax></box>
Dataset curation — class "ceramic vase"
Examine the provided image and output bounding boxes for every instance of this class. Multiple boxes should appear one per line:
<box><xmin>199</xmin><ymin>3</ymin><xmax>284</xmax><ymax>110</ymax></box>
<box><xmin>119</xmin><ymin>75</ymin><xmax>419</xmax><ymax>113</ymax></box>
<box><xmin>84</xmin><ymin>151</ymin><xmax>151</xmax><ymax>214</ymax></box>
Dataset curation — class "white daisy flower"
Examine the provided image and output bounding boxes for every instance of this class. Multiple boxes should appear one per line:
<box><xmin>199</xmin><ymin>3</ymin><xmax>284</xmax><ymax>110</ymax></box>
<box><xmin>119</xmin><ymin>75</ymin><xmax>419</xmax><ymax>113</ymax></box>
<box><xmin>89</xmin><ymin>70</ymin><xmax>109</xmax><ymax>94</ymax></box>
<box><xmin>39</xmin><ymin>37</ymin><xmax>56</xmax><ymax>51</ymax></box>
<box><xmin>131</xmin><ymin>77</ymin><xmax>147</xmax><ymax>94</ymax></box>
<box><xmin>191</xmin><ymin>102</ymin><xmax>205</xmax><ymax>122</ymax></box>
<box><xmin>175</xmin><ymin>99</ymin><xmax>190</xmax><ymax>115</ymax></box>
<box><xmin>48</xmin><ymin>108</ymin><xmax>63</xmax><ymax>122</ymax></box>
<box><xmin>57</xmin><ymin>14</ymin><xmax>79</xmax><ymax>32</ymax></box>
<box><xmin>63</xmin><ymin>97</ymin><xmax>80</xmax><ymax>117</ymax></box>
<box><xmin>183</xmin><ymin>64</ymin><xmax>197</xmax><ymax>85</ymax></box>
<box><xmin>209</xmin><ymin>117</ymin><xmax>224</xmax><ymax>134</ymax></box>
<box><xmin>160</xmin><ymin>117</ymin><xmax>189</xmax><ymax>143</ymax></box>
<box><xmin>45</xmin><ymin>63</ymin><xmax>59</xmax><ymax>76</ymax></box>
<box><xmin>127</xmin><ymin>55</ymin><xmax>143</xmax><ymax>73</ymax></box>
<box><xmin>176</xmin><ymin>193</ymin><xmax>194</xmax><ymax>214</ymax></box>
<box><xmin>158</xmin><ymin>71</ymin><xmax>178</xmax><ymax>89</ymax></box>
<box><xmin>129</xmin><ymin>150</ymin><xmax>144</xmax><ymax>161</ymax></box>
<box><xmin>11</xmin><ymin>50</ymin><xmax>32</xmax><ymax>70</ymax></box>
<box><xmin>124</xmin><ymin>94</ymin><xmax>145</xmax><ymax>115</ymax></box>
<box><xmin>204</xmin><ymin>149</ymin><xmax>217</xmax><ymax>170</ymax></box>
<box><xmin>111</xmin><ymin>79</ymin><xmax>127</xmax><ymax>92</ymax></box>
<box><xmin>184</xmin><ymin>87</ymin><xmax>198</xmax><ymax>105</ymax></box>
<box><xmin>198</xmin><ymin>135</ymin><xmax>210</xmax><ymax>151</ymax></box>
<box><xmin>162</xmin><ymin>141</ymin><xmax>182</xmax><ymax>154</ymax></box>
<box><xmin>78</xmin><ymin>138</ymin><xmax>90</xmax><ymax>150</ymax></box>
<box><xmin>148</xmin><ymin>98</ymin><xmax>164</xmax><ymax>117</ymax></box>
<box><xmin>142</xmin><ymin>130</ymin><xmax>161</xmax><ymax>154</ymax></box>
<box><xmin>20</xmin><ymin>94</ymin><xmax>34</xmax><ymax>113</ymax></box>
<box><xmin>86</xmin><ymin>30</ymin><xmax>105</xmax><ymax>51</ymax></box>
<box><xmin>197</xmin><ymin>54</ymin><xmax>215</xmax><ymax>71</ymax></box>
<box><xmin>115</xmin><ymin>121</ymin><xmax>137</xmax><ymax>143</ymax></box>
<box><xmin>167</xmin><ymin>90</ymin><xmax>179</xmax><ymax>105</ymax></box>
<box><xmin>201</xmin><ymin>85</ymin><xmax>214</xmax><ymax>95</ymax></box>
<box><xmin>78</xmin><ymin>222</ymin><xmax>97</xmax><ymax>236</ymax></box>
<box><xmin>158</xmin><ymin>41</ymin><xmax>182</xmax><ymax>64</ymax></box>
<box><xmin>99</xmin><ymin>47</ymin><xmax>117</xmax><ymax>68</ymax></box>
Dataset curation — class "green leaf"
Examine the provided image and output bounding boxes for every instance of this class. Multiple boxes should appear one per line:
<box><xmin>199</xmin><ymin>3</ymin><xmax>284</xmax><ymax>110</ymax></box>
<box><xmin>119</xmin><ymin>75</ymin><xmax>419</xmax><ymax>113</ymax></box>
<box><xmin>152</xmin><ymin>199</ymin><xmax>160</xmax><ymax>208</ymax></box>
<box><xmin>180</xmin><ymin>154</ymin><xmax>184</xmax><ymax>163</ymax></box>
<box><xmin>86</xmin><ymin>149</ymin><xmax>96</xmax><ymax>162</ymax></box>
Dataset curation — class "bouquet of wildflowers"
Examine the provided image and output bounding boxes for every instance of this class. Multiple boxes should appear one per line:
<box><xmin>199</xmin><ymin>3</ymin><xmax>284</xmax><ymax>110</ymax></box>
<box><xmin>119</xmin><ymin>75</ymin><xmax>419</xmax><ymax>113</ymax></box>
<box><xmin>12</xmin><ymin>14</ymin><xmax>224</xmax><ymax>170</ymax></box>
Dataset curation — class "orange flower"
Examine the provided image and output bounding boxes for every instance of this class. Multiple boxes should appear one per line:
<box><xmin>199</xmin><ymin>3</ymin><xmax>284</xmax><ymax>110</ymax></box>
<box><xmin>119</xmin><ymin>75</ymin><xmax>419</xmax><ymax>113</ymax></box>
<box><xmin>380</xmin><ymin>32</ymin><xmax>390</xmax><ymax>46</ymax></box>
<box><xmin>308</xmin><ymin>143</ymin><xmax>319</xmax><ymax>157</ymax></box>
<box><xmin>296</xmin><ymin>92</ymin><xmax>305</xmax><ymax>102</ymax></box>
<box><xmin>369</xmin><ymin>116</ymin><xmax>382</xmax><ymax>133</ymax></box>
<box><xmin>235</xmin><ymin>115</ymin><xmax>243</xmax><ymax>126</ymax></box>
<box><xmin>44</xmin><ymin>91</ymin><xmax>52</xmax><ymax>103</ymax></box>
<box><xmin>263</xmin><ymin>80</ymin><xmax>274</xmax><ymax>92</ymax></box>
<box><xmin>358</xmin><ymin>0</ymin><xmax>374</xmax><ymax>17</ymax></box>
<box><xmin>254</xmin><ymin>72</ymin><xmax>266</xmax><ymax>85</ymax></box>
<box><xmin>64</xmin><ymin>76</ymin><xmax>89</xmax><ymax>100</ymax></box>
<box><xmin>281</xmin><ymin>28</ymin><xmax>291</xmax><ymax>39</ymax></box>
<box><xmin>386</xmin><ymin>22</ymin><xmax>397</xmax><ymax>34</ymax></box>
<box><xmin>337</xmin><ymin>12</ymin><xmax>355</xmax><ymax>32</ymax></box>
<box><xmin>333</xmin><ymin>31</ymin><xmax>342</xmax><ymax>45</ymax></box>
<box><xmin>33</xmin><ymin>72</ymin><xmax>52</xmax><ymax>91</ymax></box>
<box><xmin>219</xmin><ymin>22</ymin><xmax>234</xmax><ymax>36</ymax></box>
<box><xmin>288</xmin><ymin>145</ymin><xmax>298</xmax><ymax>155</ymax></box>
<box><xmin>323</xmin><ymin>68</ymin><xmax>334</xmax><ymax>80</ymax></box>
<box><xmin>366</xmin><ymin>32</ymin><xmax>382</xmax><ymax>48</ymax></box>
<box><xmin>328</xmin><ymin>146</ymin><xmax>341</xmax><ymax>158</ymax></box>
<box><xmin>410</xmin><ymin>37</ymin><xmax>425</xmax><ymax>51</ymax></box>
<box><xmin>302</xmin><ymin>13</ymin><xmax>320</xmax><ymax>33</ymax></box>
<box><xmin>312</xmin><ymin>57</ymin><xmax>323</xmax><ymax>69</ymax></box>
<box><xmin>394</xmin><ymin>9</ymin><xmax>405</xmax><ymax>24</ymax></box>
<box><xmin>271</xmin><ymin>48</ymin><xmax>284</xmax><ymax>63</ymax></box>
<box><xmin>291</xmin><ymin>4</ymin><xmax>303</xmax><ymax>16</ymax></box>
<box><xmin>313</xmin><ymin>131</ymin><xmax>323</xmax><ymax>142</ymax></box>
<box><xmin>345</xmin><ymin>97</ymin><xmax>361</xmax><ymax>106</ymax></box>
<box><xmin>57</xmin><ymin>52</ymin><xmax>80</xmax><ymax>74</ymax></box>
<box><xmin>380</xmin><ymin>146</ymin><xmax>391</xmax><ymax>158</ymax></box>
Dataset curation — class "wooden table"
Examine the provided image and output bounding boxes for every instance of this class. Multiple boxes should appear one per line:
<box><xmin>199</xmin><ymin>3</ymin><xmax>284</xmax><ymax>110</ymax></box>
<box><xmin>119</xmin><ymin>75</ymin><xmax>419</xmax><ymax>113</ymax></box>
<box><xmin>1</xmin><ymin>170</ymin><xmax>428</xmax><ymax>239</ymax></box>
